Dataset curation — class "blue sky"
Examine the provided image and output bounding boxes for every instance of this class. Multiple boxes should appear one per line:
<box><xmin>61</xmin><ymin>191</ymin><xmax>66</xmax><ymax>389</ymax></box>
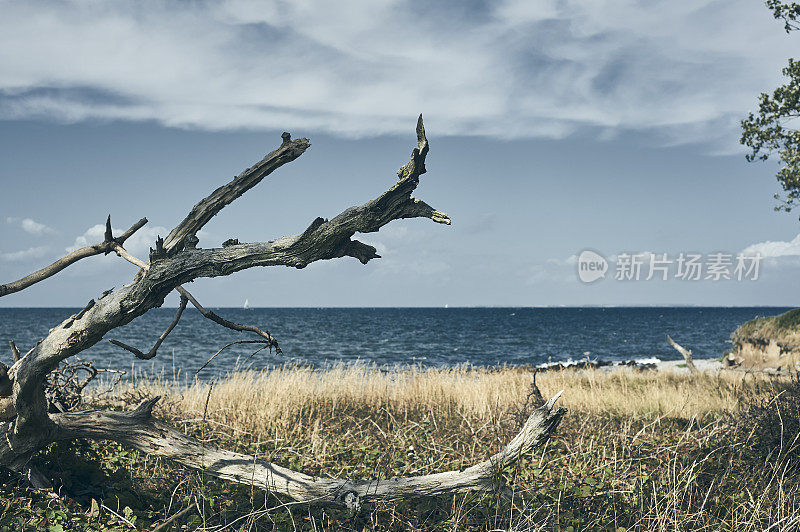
<box><xmin>1</xmin><ymin>0</ymin><xmax>799</xmax><ymax>307</ymax></box>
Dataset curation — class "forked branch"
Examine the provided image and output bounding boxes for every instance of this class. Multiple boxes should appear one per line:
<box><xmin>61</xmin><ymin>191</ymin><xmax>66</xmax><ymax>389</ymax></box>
<box><xmin>176</xmin><ymin>287</ymin><xmax>280</xmax><ymax>353</ymax></box>
<box><xmin>162</xmin><ymin>132</ymin><xmax>310</xmax><ymax>255</ymax></box>
<box><xmin>109</xmin><ymin>295</ymin><xmax>189</xmax><ymax>360</ymax></box>
<box><xmin>107</xmin><ymin>249</ymin><xmax>281</xmax><ymax>355</ymax></box>
<box><xmin>140</xmin><ymin>116</ymin><xmax>450</xmax><ymax>287</ymax></box>
<box><xmin>4</xmin><ymin>119</ymin><xmax>442</xmax><ymax>420</ymax></box>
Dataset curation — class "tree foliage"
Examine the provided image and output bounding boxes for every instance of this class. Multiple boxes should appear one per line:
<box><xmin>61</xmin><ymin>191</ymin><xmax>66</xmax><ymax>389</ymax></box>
<box><xmin>767</xmin><ymin>0</ymin><xmax>800</xmax><ymax>32</ymax></box>
<box><xmin>740</xmin><ymin>2</ymin><xmax>800</xmax><ymax>212</ymax></box>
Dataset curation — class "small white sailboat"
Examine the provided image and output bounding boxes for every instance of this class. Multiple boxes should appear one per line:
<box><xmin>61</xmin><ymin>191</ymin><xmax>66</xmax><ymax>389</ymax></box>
<box><xmin>444</xmin><ymin>303</ymin><xmax>449</xmax><ymax>309</ymax></box>
<box><xmin>243</xmin><ymin>298</ymin><xmax>250</xmax><ymax>310</ymax></box>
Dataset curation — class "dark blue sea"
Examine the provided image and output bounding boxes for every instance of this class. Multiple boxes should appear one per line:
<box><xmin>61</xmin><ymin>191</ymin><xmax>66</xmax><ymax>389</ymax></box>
<box><xmin>0</xmin><ymin>307</ymin><xmax>792</xmax><ymax>380</ymax></box>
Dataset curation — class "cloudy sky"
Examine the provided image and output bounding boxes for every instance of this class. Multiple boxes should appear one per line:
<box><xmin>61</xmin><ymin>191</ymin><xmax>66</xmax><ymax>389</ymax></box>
<box><xmin>1</xmin><ymin>0</ymin><xmax>799</xmax><ymax>307</ymax></box>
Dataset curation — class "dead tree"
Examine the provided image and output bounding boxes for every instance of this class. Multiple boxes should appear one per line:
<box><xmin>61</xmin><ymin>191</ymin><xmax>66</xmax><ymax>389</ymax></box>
<box><xmin>667</xmin><ymin>334</ymin><xmax>699</xmax><ymax>374</ymax></box>
<box><xmin>0</xmin><ymin>116</ymin><xmax>564</xmax><ymax>508</ymax></box>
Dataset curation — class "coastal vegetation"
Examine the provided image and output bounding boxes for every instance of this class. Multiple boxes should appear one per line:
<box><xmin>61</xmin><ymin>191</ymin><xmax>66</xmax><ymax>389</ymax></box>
<box><xmin>730</xmin><ymin>308</ymin><xmax>800</xmax><ymax>369</ymax></box>
<box><xmin>1</xmin><ymin>365</ymin><xmax>799</xmax><ymax>530</ymax></box>
<box><xmin>732</xmin><ymin>308</ymin><xmax>800</xmax><ymax>346</ymax></box>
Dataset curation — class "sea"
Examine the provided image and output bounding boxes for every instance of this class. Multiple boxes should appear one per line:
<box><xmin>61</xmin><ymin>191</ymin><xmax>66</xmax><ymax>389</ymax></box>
<box><xmin>0</xmin><ymin>307</ymin><xmax>792</xmax><ymax>381</ymax></box>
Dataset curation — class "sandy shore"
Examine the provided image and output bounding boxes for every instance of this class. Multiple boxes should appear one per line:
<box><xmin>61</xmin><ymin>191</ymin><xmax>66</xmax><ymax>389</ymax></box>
<box><xmin>654</xmin><ymin>358</ymin><xmax>796</xmax><ymax>375</ymax></box>
<box><xmin>654</xmin><ymin>357</ymin><xmax>723</xmax><ymax>374</ymax></box>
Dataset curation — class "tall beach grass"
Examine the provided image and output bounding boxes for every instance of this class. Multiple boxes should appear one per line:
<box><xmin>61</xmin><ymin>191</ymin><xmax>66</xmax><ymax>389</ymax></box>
<box><xmin>122</xmin><ymin>363</ymin><xmax>777</xmax><ymax>436</ymax></box>
<box><xmin>4</xmin><ymin>364</ymin><xmax>798</xmax><ymax>531</ymax></box>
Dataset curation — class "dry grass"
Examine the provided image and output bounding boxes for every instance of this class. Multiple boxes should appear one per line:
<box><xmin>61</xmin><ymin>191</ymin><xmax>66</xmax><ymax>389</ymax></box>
<box><xmin>6</xmin><ymin>365</ymin><xmax>799</xmax><ymax>531</ymax></box>
<box><xmin>121</xmin><ymin>364</ymin><xmax>777</xmax><ymax>438</ymax></box>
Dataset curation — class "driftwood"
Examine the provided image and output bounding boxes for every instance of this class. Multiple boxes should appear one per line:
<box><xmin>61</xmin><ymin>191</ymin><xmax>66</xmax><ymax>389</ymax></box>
<box><xmin>667</xmin><ymin>334</ymin><xmax>698</xmax><ymax>374</ymax></box>
<box><xmin>54</xmin><ymin>393</ymin><xmax>563</xmax><ymax>510</ymax></box>
<box><xmin>0</xmin><ymin>116</ymin><xmax>564</xmax><ymax>507</ymax></box>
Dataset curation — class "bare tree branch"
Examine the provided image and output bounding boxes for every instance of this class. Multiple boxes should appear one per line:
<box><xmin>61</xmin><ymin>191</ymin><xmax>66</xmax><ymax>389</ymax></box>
<box><xmin>107</xmin><ymin>246</ymin><xmax>281</xmax><ymax>355</ymax></box>
<box><xmin>151</xmin><ymin>504</ymin><xmax>196</xmax><ymax>532</ymax></box>
<box><xmin>108</xmin><ymin>295</ymin><xmax>188</xmax><ymax>360</ymax></box>
<box><xmin>194</xmin><ymin>339</ymin><xmax>270</xmax><ymax>376</ymax></box>
<box><xmin>46</xmin><ymin>358</ymin><xmax>101</xmax><ymax>411</ymax></box>
<box><xmin>162</xmin><ymin>133</ymin><xmax>310</xmax><ymax>255</ymax></box>
<box><xmin>0</xmin><ymin>217</ymin><xmax>148</xmax><ymax>297</ymax></box>
<box><xmin>176</xmin><ymin>286</ymin><xmax>280</xmax><ymax>353</ymax></box>
<box><xmin>139</xmin><ymin>115</ymin><xmax>449</xmax><ymax>290</ymax></box>
<box><xmin>112</xmin><ymin>243</ymin><xmax>148</xmax><ymax>269</ymax></box>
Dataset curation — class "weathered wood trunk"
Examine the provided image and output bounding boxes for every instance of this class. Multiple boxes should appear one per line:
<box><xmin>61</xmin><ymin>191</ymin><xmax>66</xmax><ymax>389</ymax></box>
<box><xmin>0</xmin><ymin>117</ymin><xmax>564</xmax><ymax>508</ymax></box>
<box><xmin>667</xmin><ymin>335</ymin><xmax>698</xmax><ymax>374</ymax></box>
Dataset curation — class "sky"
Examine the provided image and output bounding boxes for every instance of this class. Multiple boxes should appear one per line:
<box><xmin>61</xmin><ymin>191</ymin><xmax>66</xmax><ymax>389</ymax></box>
<box><xmin>1</xmin><ymin>0</ymin><xmax>799</xmax><ymax>307</ymax></box>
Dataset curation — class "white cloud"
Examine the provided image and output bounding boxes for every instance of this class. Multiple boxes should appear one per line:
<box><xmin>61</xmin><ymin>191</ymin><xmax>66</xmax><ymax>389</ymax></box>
<box><xmin>528</xmin><ymin>254</ymin><xmax>578</xmax><ymax>284</ymax></box>
<box><xmin>606</xmin><ymin>252</ymin><xmax>657</xmax><ymax>265</ymax></box>
<box><xmin>526</xmin><ymin>263</ymin><xmax>574</xmax><ymax>285</ymax></box>
<box><xmin>358</xmin><ymin>225</ymin><xmax>450</xmax><ymax>276</ymax></box>
<box><xmin>461</xmin><ymin>213</ymin><xmax>496</xmax><ymax>235</ymax></box>
<box><xmin>741</xmin><ymin>234</ymin><xmax>800</xmax><ymax>258</ymax></box>
<box><xmin>532</xmin><ymin>251</ymin><xmax>666</xmax><ymax>285</ymax></box>
<box><xmin>384</xmin><ymin>258</ymin><xmax>450</xmax><ymax>276</ymax></box>
<box><xmin>6</xmin><ymin>216</ymin><xmax>55</xmax><ymax>235</ymax></box>
<box><xmin>547</xmin><ymin>254</ymin><xmax>578</xmax><ymax>266</ymax></box>
<box><xmin>0</xmin><ymin>0</ymin><xmax>794</xmax><ymax>149</ymax></box>
<box><xmin>0</xmin><ymin>245</ymin><xmax>50</xmax><ymax>262</ymax></box>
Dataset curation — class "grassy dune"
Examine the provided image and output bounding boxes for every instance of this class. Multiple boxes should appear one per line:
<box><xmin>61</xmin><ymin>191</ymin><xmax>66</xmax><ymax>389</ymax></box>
<box><xmin>2</xmin><ymin>365</ymin><xmax>800</xmax><ymax>531</ymax></box>
<box><xmin>732</xmin><ymin>308</ymin><xmax>800</xmax><ymax>349</ymax></box>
